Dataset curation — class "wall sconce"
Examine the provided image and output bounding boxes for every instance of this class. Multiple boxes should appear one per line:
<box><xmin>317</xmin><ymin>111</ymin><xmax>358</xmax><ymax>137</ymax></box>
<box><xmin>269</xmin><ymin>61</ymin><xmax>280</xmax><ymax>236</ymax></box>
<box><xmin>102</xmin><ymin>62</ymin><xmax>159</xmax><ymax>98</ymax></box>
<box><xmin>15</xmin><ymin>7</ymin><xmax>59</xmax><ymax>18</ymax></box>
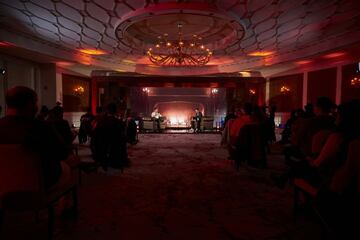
<box><xmin>74</xmin><ymin>86</ymin><xmax>85</xmax><ymax>96</ymax></box>
<box><xmin>280</xmin><ymin>85</ymin><xmax>291</xmax><ymax>94</ymax></box>
<box><xmin>350</xmin><ymin>76</ymin><xmax>360</xmax><ymax>88</ymax></box>
<box><xmin>142</xmin><ymin>87</ymin><xmax>150</xmax><ymax>93</ymax></box>
<box><xmin>249</xmin><ymin>89</ymin><xmax>256</xmax><ymax>95</ymax></box>
<box><xmin>211</xmin><ymin>88</ymin><xmax>218</xmax><ymax>94</ymax></box>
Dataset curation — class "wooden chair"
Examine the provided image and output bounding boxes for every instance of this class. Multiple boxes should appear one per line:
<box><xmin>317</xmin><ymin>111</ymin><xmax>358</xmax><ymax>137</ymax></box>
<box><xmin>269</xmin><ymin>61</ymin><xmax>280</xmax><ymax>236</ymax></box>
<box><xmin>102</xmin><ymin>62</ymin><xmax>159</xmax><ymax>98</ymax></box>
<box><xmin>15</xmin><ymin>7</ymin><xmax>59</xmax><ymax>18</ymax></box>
<box><xmin>0</xmin><ymin>144</ymin><xmax>78</xmax><ymax>240</ymax></box>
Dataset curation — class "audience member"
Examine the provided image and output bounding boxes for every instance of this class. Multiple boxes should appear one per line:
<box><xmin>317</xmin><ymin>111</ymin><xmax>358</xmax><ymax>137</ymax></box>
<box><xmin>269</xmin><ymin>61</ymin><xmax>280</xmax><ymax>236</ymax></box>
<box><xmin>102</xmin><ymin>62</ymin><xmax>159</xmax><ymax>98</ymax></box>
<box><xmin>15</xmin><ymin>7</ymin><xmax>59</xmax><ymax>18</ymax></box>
<box><xmin>274</xmin><ymin>99</ymin><xmax>359</xmax><ymax>189</ymax></box>
<box><xmin>47</xmin><ymin>105</ymin><xmax>74</xmax><ymax>148</ymax></box>
<box><xmin>124</xmin><ymin>109</ymin><xmax>137</xmax><ymax>145</ymax></box>
<box><xmin>92</xmin><ymin>103</ymin><xmax>129</xmax><ymax>171</ymax></box>
<box><xmin>287</xmin><ymin>96</ymin><xmax>336</xmax><ymax>159</ymax></box>
<box><xmin>224</xmin><ymin>107</ymin><xmax>237</xmax><ymax>126</ymax></box>
<box><xmin>229</xmin><ymin>102</ymin><xmax>253</xmax><ymax>146</ymax></box>
<box><xmin>0</xmin><ymin>86</ymin><xmax>70</xmax><ymax>189</ymax></box>
<box><xmin>36</xmin><ymin>105</ymin><xmax>49</xmax><ymax>121</ymax></box>
<box><xmin>268</xmin><ymin>105</ymin><xmax>277</xmax><ymax>142</ymax></box>
<box><xmin>78</xmin><ymin>108</ymin><xmax>95</xmax><ymax>144</ymax></box>
<box><xmin>304</xmin><ymin>103</ymin><xmax>315</xmax><ymax>118</ymax></box>
<box><xmin>280</xmin><ymin>109</ymin><xmax>304</xmax><ymax>143</ymax></box>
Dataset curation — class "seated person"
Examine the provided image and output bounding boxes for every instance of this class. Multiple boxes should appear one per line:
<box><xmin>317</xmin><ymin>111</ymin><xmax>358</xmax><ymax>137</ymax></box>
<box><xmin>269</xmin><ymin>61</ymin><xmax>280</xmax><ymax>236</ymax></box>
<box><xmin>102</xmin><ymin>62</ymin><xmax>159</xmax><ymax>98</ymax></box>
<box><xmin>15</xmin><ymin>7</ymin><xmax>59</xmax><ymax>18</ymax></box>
<box><xmin>92</xmin><ymin>103</ymin><xmax>129</xmax><ymax>170</ymax></box>
<box><xmin>229</xmin><ymin>102</ymin><xmax>253</xmax><ymax>146</ymax></box>
<box><xmin>285</xmin><ymin>97</ymin><xmax>336</xmax><ymax>162</ymax></box>
<box><xmin>0</xmin><ymin>86</ymin><xmax>71</xmax><ymax>190</ymax></box>
<box><xmin>78</xmin><ymin>108</ymin><xmax>95</xmax><ymax>144</ymax></box>
<box><xmin>47</xmin><ymin>105</ymin><xmax>75</xmax><ymax>148</ymax></box>
<box><xmin>151</xmin><ymin>107</ymin><xmax>162</xmax><ymax>132</ymax></box>
<box><xmin>124</xmin><ymin>109</ymin><xmax>137</xmax><ymax>144</ymax></box>
<box><xmin>193</xmin><ymin>108</ymin><xmax>203</xmax><ymax>133</ymax></box>
<box><xmin>274</xmin><ymin>100</ymin><xmax>359</xmax><ymax>189</ymax></box>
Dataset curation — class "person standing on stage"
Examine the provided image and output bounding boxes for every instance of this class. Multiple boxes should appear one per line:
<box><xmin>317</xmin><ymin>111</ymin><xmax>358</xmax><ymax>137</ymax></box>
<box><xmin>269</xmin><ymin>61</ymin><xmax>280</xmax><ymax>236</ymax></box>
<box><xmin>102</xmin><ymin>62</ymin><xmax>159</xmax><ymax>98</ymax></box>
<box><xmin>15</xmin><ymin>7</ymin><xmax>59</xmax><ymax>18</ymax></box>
<box><xmin>151</xmin><ymin>107</ymin><xmax>162</xmax><ymax>132</ymax></box>
<box><xmin>194</xmin><ymin>108</ymin><xmax>203</xmax><ymax>133</ymax></box>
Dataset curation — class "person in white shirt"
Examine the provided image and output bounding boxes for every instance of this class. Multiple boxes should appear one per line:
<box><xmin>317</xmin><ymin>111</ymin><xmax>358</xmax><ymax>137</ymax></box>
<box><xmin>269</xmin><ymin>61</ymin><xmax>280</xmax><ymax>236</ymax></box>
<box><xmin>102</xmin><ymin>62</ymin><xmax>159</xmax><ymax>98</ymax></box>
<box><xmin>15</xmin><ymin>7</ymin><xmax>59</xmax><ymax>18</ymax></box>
<box><xmin>151</xmin><ymin>107</ymin><xmax>162</xmax><ymax>132</ymax></box>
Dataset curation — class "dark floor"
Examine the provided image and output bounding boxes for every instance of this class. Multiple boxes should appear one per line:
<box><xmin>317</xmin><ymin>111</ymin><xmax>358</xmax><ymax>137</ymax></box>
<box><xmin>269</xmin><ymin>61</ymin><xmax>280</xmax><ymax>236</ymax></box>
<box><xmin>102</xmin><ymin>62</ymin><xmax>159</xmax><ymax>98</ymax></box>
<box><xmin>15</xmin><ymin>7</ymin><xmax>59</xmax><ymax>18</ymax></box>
<box><xmin>1</xmin><ymin>134</ymin><xmax>321</xmax><ymax>240</ymax></box>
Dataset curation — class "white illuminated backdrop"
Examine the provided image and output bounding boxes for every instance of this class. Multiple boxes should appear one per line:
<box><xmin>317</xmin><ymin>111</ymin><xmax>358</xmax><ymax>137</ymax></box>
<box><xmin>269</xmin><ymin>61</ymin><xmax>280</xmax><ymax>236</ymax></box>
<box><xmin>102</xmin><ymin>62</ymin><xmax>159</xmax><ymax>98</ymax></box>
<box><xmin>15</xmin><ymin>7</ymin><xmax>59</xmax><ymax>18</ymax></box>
<box><xmin>130</xmin><ymin>87</ymin><xmax>227</xmax><ymax>128</ymax></box>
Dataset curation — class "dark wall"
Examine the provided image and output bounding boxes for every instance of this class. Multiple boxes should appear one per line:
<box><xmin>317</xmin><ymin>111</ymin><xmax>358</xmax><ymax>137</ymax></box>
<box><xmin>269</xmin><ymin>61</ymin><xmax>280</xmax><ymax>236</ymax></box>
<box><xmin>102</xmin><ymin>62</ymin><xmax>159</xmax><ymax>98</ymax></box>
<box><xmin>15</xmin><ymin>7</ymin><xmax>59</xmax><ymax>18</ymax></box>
<box><xmin>226</xmin><ymin>80</ymin><xmax>266</xmax><ymax>110</ymax></box>
<box><xmin>307</xmin><ymin>67</ymin><xmax>336</xmax><ymax>104</ymax></box>
<box><xmin>269</xmin><ymin>73</ymin><xmax>303</xmax><ymax>112</ymax></box>
<box><xmin>341</xmin><ymin>63</ymin><xmax>360</xmax><ymax>103</ymax></box>
<box><xmin>62</xmin><ymin>74</ymin><xmax>90</xmax><ymax>112</ymax></box>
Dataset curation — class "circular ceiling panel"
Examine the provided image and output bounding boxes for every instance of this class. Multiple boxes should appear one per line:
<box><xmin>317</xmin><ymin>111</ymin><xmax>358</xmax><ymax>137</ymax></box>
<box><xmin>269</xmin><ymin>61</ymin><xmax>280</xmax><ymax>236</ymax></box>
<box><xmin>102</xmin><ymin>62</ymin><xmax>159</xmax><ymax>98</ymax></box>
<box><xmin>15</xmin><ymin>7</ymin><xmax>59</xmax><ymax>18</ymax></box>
<box><xmin>114</xmin><ymin>2</ymin><xmax>245</xmax><ymax>54</ymax></box>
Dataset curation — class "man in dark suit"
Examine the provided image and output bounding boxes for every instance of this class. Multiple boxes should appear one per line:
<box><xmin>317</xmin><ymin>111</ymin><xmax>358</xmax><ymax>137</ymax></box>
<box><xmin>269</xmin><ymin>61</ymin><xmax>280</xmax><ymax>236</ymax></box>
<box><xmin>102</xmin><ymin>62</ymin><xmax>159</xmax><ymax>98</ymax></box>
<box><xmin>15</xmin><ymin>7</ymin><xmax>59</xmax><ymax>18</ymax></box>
<box><xmin>194</xmin><ymin>108</ymin><xmax>203</xmax><ymax>133</ymax></box>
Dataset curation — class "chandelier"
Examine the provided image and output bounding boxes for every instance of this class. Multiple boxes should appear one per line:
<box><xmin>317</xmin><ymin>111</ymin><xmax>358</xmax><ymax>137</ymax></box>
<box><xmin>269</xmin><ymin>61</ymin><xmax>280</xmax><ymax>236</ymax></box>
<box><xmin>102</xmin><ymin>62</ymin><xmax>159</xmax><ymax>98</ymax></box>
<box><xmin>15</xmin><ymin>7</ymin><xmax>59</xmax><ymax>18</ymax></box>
<box><xmin>147</xmin><ymin>23</ymin><xmax>212</xmax><ymax>66</ymax></box>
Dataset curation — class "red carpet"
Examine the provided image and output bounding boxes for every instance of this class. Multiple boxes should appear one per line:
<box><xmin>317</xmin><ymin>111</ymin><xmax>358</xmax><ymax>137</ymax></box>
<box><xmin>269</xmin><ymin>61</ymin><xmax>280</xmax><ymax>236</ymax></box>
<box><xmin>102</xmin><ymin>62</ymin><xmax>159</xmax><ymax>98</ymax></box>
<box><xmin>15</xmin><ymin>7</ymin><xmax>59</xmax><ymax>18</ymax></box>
<box><xmin>2</xmin><ymin>134</ymin><xmax>321</xmax><ymax>240</ymax></box>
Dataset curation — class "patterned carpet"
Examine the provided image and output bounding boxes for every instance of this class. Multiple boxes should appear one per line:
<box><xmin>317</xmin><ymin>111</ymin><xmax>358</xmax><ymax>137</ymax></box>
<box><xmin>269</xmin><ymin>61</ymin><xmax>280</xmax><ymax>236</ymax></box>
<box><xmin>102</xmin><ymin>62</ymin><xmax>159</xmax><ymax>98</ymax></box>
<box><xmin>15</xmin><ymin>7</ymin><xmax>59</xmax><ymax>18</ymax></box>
<box><xmin>2</xmin><ymin>134</ymin><xmax>321</xmax><ymax>240</ymax></box>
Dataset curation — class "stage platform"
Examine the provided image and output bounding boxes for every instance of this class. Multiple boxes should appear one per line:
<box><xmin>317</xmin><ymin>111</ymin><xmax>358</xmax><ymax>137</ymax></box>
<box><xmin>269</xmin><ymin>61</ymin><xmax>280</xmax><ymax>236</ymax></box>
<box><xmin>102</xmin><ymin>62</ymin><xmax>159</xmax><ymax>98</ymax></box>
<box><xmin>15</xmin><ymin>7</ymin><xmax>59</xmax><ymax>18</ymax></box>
<box><xmin>139</xmin><ymin>128</ymin><xmax>221</xmax><ymax>134</ymax></box>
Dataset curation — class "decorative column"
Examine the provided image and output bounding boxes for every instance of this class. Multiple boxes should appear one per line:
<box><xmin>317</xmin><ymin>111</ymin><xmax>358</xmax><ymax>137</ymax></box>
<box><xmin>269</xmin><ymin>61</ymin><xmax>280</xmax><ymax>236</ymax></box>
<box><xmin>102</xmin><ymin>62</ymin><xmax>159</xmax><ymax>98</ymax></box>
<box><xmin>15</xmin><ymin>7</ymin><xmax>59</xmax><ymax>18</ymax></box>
<box><xmin>335</xmin><ymin>65</ymin><xmax>342</xmax><ymax>105</ymax></box>
<box><xmin>91</xmin><ymin>78</ymin><xmax>98</xmax><ymax>115</ymax></box>
<box><xmin>302</xmin><ymin>71</ymin><xmax>308</xmax><ymax>107</ymax></box>
<box><xmin>265</xmin><ymin>78</ymin><xmax>270</xmax><ymax>106</ymax></box>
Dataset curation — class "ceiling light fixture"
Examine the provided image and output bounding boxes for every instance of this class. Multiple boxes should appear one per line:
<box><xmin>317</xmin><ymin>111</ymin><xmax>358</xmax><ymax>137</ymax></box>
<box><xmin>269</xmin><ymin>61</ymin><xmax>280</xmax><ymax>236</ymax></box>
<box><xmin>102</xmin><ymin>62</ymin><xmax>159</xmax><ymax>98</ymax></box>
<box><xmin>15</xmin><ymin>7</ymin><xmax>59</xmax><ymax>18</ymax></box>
<box><xmin>248</xmin><ymin>51</ymin><xmax>274</xmax><ymax>57</ymax></box>
<box><xmin>79</xmin><ymin>49</ymin><xmax>107</xmax><ymax>55</ymax></box>
<box><xmin>147</xmin><ymin>23</ymin><xmax>212</xmax><ymax>66</ymax></box>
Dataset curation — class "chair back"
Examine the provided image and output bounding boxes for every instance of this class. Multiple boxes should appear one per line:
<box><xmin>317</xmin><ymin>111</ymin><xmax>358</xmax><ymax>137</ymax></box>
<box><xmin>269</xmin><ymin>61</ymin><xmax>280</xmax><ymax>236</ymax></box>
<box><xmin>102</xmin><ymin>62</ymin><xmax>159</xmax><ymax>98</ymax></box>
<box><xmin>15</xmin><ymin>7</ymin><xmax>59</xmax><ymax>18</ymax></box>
<box><xmin>311</xmin><ymin>130</ymin><xmax>333</xmax><ymax>156</ymax></box>
<box><xmin>330</xmin><ymin>140</ymin><xmax>360</xmax><ymax>196</ymax></box>
<box><xmin>236</xmin><ymin>123</ymin><xmax>267</xmax><ymax>168</ymax></box>
<box><xmin>0</xmin><ymin>144</ymin><xmax>43</xmax><ymax>199</ymax></box>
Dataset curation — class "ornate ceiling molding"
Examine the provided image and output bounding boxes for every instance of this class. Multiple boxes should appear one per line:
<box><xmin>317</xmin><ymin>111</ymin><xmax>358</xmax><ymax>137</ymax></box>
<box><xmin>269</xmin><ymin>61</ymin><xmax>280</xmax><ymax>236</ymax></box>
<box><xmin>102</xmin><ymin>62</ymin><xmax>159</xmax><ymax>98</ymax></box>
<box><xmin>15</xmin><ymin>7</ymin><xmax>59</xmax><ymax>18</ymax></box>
<box><xmin>114</xmin><ymin>2</ymin><xmax>245</xmax><ymax>55</ymax></box>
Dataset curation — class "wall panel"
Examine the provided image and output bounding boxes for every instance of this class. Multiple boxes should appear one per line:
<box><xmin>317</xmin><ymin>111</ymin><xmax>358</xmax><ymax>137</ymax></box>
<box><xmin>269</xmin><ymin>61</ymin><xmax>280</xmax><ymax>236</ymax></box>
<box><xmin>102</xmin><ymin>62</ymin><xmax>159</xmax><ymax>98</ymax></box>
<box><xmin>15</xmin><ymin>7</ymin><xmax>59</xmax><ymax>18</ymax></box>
<box><xmin>269</xmin><ymin>73</ymin><xmax>303</xmax><ymax>112</ymax></box>
<box><xmin>307</xmin><ymin>68</ymin><xmax>336</xmax><ymax>104</ymax></box>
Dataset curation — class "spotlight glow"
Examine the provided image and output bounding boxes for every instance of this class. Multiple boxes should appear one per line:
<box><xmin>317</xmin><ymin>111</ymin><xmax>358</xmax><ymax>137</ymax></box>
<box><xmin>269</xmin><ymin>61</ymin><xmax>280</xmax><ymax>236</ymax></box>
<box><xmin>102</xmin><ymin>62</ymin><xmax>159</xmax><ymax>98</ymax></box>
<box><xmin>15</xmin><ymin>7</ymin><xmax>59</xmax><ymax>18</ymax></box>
<box><xmin>79</xmin><ymin>49</ymin><xmax>107</xmax><ymax>55</ymax></box>
<box><xmin>248</xmin><ymin>51</ymin><xmax>274</xmax><ymax>57</ymax></box>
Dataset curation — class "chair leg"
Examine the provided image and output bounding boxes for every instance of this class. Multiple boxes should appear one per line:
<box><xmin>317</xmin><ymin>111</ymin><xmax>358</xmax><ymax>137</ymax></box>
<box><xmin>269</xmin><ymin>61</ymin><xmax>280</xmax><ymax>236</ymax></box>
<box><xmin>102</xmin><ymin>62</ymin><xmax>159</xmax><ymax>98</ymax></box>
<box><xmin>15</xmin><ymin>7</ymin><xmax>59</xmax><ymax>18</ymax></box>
<box><xmin>35</xmin><ymin>210</ymin><xmax>40</xmax><ymax>223</ymax></box>
<box><xmin>293</xmin><ymin>186</ymin><xmax>300</xmax><ymax>223</ymax></box>
<box><xmin>48</xmin><ymin>205</ymin><xmax>55</xmax><ymax>240</ymax></box>
<box><xmin>78</xmin><ymin>168</ymin><xmax>82</xmax><ymax>185</ymax></box>
<box><xmin>72</xmin><ymin>187</ymin><xmax>78</xmax><ymax>214</ymax></box>
<box><xmin>0</xmin><ymin>209</ymin><xmax>4</xmax><ymax>232</ymax></box>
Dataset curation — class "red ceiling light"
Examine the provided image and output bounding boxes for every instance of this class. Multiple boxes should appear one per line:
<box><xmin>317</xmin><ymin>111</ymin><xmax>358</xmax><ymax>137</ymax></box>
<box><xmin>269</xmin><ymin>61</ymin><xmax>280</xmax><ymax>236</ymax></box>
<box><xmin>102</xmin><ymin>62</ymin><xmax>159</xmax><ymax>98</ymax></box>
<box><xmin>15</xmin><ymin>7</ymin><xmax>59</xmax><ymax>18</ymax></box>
<box><xmin>296</xmin><ymin>60</ymin><xmax>312</xmax><ymax>65</ymax></box>
<box><xmin>249</xmin><ymin>89</ymin><xmax>256</xmax><ymax>95</ymax></box>
<box><xmin>323</xmin><ymin>52</ymin><xmax>346</xmax><ymax>59</ymax></box>
<box><xmin>0</xmin><ymin>41</ymin><xmax>15</xmax><ymax>47</ymax></box>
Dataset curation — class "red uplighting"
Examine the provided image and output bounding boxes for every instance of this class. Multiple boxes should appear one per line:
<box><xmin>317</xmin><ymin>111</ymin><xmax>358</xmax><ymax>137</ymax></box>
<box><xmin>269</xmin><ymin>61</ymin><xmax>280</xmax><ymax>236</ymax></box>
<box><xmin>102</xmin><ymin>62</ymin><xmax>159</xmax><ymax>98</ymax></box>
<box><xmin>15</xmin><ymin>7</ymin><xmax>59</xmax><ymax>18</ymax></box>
<box><xmin>0</xmin><ymin>41</ymin><xmax>15</xmax><ymax>47</ymax></box>
<box><xmin>79</xmin><ymin>49</ymin><xmax>107</xmax><ymax>55</ymax></box>
<box><xmin>248</xmin><ymin>51</ymin><xmax>274</xmax><ymax>57</ymax></box>
<box><xmin>56</xmin><ymin>61</ymin><xmax>74</xmax><ymax>67</ymax></box>
<box><xmin>323</xmin><ymin>52</ymin><xmax>346</xmax><ymax>59</ymax></box>
<box><xmin>296</xmin><ymin>60</ymin><xmax>312</xmax><ymax>65</ymax></box>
